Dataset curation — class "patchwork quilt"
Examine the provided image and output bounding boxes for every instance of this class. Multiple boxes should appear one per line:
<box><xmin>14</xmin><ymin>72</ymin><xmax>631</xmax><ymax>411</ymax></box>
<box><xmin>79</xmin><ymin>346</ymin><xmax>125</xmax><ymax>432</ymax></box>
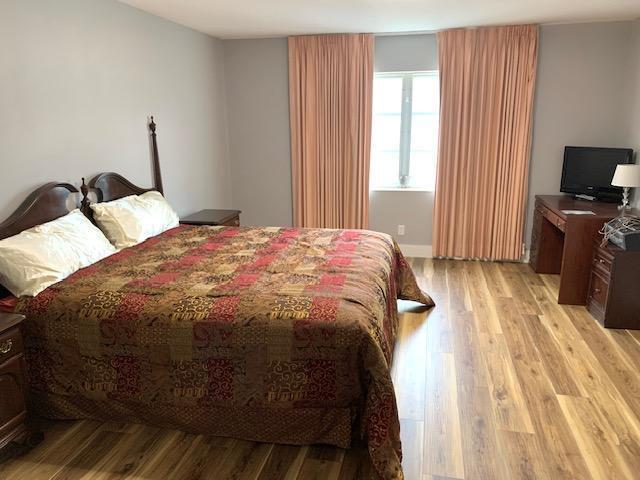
<box><xmin>14</xmin><ymin>225</ymin><xmax>433</xmax><ymax>479</ymax></box>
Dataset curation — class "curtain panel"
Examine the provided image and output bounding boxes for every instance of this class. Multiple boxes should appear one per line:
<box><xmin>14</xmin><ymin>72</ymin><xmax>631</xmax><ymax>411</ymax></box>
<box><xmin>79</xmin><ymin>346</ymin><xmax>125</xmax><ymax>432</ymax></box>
<box><xmin>288</xmin><ymin>34</ymin><xmax>373</xmax><ymax>229</ymax></box>
<box><xmin>433</xmin><ymin>25</ymin><xmax>539</xmax><ymax>260</ymax></box>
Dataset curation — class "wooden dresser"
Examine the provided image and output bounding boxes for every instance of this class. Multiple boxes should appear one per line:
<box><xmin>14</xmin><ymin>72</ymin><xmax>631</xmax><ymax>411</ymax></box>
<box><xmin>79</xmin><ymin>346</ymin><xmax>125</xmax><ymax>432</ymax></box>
<box><xmin>587</xmin><ymin>241</ymin><xmax>640</xmax><ymax>329</ymax></box>
<box><xmin>529</xmin><ymin>195</ymin><xmax>625</xmax><ymax>305</ymax></box>
<box><xmin>0</xmin><ymin>312</ymin><xmax>41</xmax><ymax>459</ymax></box>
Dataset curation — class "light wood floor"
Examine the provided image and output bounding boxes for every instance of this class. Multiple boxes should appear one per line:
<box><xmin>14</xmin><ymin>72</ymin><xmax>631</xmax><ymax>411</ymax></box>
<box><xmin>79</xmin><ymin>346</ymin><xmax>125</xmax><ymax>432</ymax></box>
<box><xmin>2</xmin><ymin>259</ymin><xmax>640</xmax><ymax>480</ymax></box>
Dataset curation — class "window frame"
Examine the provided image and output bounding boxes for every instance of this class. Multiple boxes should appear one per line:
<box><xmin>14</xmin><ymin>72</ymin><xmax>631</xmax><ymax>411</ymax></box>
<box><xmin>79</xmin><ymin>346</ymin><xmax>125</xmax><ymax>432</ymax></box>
<box><xmin>370</xmin><ymin>70</ymin><xmax>439</xmax><ymax>192</ymax></box>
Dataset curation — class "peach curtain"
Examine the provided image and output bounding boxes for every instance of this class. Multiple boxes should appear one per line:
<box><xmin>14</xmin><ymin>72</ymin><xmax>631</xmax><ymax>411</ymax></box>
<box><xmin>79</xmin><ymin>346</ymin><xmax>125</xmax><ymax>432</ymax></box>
<box><xmin>433</xmin><ymin>25</ymin><xmax>538</xmax><ymax>260</ymax></box>
<box><xmin>288</xmin><ymin>34</ymin><xmax>373</xmax><ymax>229</ymax></box>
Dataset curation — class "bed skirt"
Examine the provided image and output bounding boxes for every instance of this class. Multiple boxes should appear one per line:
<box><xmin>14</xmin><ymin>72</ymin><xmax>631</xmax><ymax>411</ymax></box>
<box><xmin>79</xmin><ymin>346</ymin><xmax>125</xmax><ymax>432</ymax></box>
<box><xmin>30</xmin><ymin>391</ymin><xmax>356</xmax><ymax>449</ymax></box>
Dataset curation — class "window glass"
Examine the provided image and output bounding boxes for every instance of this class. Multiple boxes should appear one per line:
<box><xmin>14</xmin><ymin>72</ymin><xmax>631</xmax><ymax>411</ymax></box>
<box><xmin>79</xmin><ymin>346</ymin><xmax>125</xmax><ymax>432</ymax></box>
<box><xmin>370</xmin><ymin>72</ymin><xmax>439</xmax><ymax>191</ymax></box>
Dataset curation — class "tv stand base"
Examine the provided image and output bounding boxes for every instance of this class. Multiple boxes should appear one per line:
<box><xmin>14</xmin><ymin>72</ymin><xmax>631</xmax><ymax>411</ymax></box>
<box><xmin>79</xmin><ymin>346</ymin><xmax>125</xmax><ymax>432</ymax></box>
<box><xmin>574</xmin><ymin>193</ymin><xmax>596</xmax><ymax>201</ymax></box>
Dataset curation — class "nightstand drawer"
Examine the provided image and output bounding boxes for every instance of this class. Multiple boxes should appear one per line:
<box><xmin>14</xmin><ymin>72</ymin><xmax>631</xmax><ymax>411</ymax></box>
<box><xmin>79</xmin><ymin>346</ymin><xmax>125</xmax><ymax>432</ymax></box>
<box><xmin>0</xmin><ymin>354</ymin><xmax>27</xmax><ymax>440</ymax></box>
<box><xmin>0</xmin><ymin>310</ymin><xmax>39</xmax><ymax>454</ymax></box>
<box><xmin>222</xmin><ymin>215</ymin><xmax>240</xmax><ymax>227</ymax></box>
<box><xmin>0</xmin><ymin>327</ymin><xmax>23</xmax><ymax>365</ymax></box>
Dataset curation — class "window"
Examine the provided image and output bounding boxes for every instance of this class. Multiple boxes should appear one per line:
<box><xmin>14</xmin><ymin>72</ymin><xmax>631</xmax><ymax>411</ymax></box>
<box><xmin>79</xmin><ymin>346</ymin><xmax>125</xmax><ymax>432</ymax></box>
<box><xmin>370</xmin><ymin>71</ymin><xmax>439</xmax><ymax>191</ymax></box>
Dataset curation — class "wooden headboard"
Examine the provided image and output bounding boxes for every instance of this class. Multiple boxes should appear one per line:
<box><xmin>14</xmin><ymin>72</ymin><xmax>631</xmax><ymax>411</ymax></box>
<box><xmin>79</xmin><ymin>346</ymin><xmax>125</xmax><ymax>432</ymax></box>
<box><xmin>86</xmin><ymin>172</ymin><xmax>156</xmax><ymax>203</ymax></box>
<box><xmin>0</xmin><ymin>183</ymin><xmax>78</xmax><ymax>241</ymax></box>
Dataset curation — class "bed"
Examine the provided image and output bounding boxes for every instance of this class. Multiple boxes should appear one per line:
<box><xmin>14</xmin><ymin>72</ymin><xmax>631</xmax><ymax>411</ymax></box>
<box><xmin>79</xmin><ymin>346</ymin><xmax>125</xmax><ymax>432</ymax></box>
<box><xmin>0</xmin><ymin>123</ymin><xmax>433</xmax><ymax>480</ymax></box>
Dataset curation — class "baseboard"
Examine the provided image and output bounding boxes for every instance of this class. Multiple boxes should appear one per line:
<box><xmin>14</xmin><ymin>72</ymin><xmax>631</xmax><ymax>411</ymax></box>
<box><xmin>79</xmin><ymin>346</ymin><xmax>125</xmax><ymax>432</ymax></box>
<box><xmin>398</xmin><ymin>244</ymin><xmax>432</xmax><ymax>258</ymax></box>
<box><xmin>399</xmin><ymin>244</ymin><xmax>530</xmax><ymax>262</ymax></box>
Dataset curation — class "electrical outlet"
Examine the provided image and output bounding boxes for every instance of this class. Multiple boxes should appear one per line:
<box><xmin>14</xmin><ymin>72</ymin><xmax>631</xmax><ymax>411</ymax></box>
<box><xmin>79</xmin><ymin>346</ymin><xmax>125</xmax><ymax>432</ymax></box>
<box><xmin>397</xmin><ymin>224</ymin><xmax>405</xmax><ymax>236</ymax></box>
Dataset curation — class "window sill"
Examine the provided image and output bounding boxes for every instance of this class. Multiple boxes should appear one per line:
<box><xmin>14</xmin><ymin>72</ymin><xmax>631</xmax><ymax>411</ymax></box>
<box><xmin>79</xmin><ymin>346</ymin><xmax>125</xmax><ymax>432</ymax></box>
<box><xmin>370</xmin><ymin>187</ymin><xmax>434</xmax><ymax>193</ymax></box>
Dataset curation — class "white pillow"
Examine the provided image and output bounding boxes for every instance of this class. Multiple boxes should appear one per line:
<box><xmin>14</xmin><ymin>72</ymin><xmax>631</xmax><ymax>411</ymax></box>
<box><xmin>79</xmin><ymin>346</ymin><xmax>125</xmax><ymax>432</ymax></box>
<box><xmin>137</xmin><ymin>191</ymin><xmax>180</xmax><ymax>233</ymax></box>
<box><xmin>90</xmin><ymin>191</ymin><xmax>179</xmax><ymax>249</ymax></box>
<box><xmin>0</xmin><ymin>210</ymin><xmax>116</xmax><ymax>297</ymax></box>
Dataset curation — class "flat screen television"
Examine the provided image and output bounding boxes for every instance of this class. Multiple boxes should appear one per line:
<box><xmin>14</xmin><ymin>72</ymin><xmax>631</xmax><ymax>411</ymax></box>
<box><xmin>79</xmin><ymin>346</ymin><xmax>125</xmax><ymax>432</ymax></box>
<box><xmin>560</xmin><ymin>146</ymin><xmax>634</xmax><ymax>202</ymax></box>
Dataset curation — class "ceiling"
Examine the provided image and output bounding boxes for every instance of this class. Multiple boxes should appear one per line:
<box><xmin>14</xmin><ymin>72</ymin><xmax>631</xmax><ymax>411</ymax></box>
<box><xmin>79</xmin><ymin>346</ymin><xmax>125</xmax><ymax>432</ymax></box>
<box><xmin>118</xmin><ymin>0</ymin><xmax>640</xmax><ymax>39</ymax></box>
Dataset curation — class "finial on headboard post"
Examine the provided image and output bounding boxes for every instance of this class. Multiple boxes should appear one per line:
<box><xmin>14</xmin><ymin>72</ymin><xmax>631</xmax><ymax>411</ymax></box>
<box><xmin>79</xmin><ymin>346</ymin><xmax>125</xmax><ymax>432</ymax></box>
<box><xmin>148</xmin><ymin>115</ymin><xmax>164</xmax><ymax>195</ymax></box>
<box><xmin>80</xmin><ymin>177</ymin><xmax>91</xmax><ymax>218</ymax></box>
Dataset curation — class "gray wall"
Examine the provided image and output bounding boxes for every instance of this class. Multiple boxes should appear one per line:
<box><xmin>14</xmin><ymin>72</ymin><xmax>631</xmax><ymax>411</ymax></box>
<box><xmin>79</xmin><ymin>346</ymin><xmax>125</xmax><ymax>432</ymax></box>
<box><xmin>221</xmin><ymin>33</ymin><xmax>441</xmax><ymax>243</ymax></box>
<box><xmin>222</xmin><ymin>23</ymin><xmax>639</xmax><ymax>251</ymax></box>
<box><xmin>223</xmin><ymin>38</ymin><xmax>293</xmax><ymax>227</ymax></box>
<box><xmin>370</xmin><ymin>35</ymin><xmax>438</xmax><ymax>245</ymax></box>
<box><xmin>6</xmin><ymin>4</ymin><xmax>636</xmax><ymax>251</ymax></box>
<box><xmin>628</xmin><ymin>19</ymin><xmax>640</xmax><ymax>209</ymax></box>
<box><xmin>0</xmin><ymin>0</ymin><xmax>232</xmax><ymax>219</ymax></box>
<box><xmin>525</xmin><ymin>21</ymin><xmax>637</xmax><ymax>245</ymax></box>
<box><xmin>375</xmin><ymin>23</ymin><xmax>639</xmax><ymax>248</ymax></box>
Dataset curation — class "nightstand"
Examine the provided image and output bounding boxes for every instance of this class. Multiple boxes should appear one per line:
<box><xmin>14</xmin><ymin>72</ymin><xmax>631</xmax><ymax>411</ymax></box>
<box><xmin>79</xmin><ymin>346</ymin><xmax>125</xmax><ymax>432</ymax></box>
<box><xmin>0</xmin><ymin>312</ymin><xmax>42</xmax><ymax>460</ymax></box>
<box><xmin>180</xmin><ymin>209</ymin><xmax>241</xmax><ymax>227</ymax></box>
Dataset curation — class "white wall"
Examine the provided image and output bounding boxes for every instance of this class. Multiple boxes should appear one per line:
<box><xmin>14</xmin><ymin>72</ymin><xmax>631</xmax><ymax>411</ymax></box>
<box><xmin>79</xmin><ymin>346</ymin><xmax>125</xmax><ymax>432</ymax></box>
<box><xmin>0</xmin><ymin>0</ymin><xmax>232</xmax><ymax>219</ymax></box>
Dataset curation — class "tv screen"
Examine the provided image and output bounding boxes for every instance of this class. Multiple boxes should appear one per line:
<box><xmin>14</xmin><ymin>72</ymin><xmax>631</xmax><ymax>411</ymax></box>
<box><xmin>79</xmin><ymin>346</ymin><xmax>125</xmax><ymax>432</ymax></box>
<box><xmin>560</xmin><ymin>146</ymin><xmax>634</xmax><ymax>202</ymax></box>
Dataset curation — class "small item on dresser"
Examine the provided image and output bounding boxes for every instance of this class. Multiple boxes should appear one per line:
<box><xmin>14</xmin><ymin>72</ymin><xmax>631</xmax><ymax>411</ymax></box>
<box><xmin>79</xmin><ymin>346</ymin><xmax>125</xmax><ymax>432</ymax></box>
<box><xmin>600</xmin><ymin>215</ymin><xmax>640</xmax><ymax>251</ymax></box>
<box><xmin>561</xmin><ymin>210</ymin><xmax>595</xmax><ymax>215</ymax></box>
<box><xmin>0</xmin><ymin>312</ymin><xmax>43</xmax><ymax>461</ymax></box>
<box><xmin>611</xmin><ymin>164</ymin><xmax>640</xmax><ymax>211</ymax></box>
<box><xmin>179</xmin><ymin>209</ymin><xmax>241</xmax><ymax>227</ymax></box>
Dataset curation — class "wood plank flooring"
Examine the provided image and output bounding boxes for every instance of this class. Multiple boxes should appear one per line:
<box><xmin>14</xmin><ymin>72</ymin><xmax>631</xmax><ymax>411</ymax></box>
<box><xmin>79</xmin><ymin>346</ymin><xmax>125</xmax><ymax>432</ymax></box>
<box><xmin>2</xmin><ymin>259</ymin><xmax>640</xmax><ymax>479</ymax></box>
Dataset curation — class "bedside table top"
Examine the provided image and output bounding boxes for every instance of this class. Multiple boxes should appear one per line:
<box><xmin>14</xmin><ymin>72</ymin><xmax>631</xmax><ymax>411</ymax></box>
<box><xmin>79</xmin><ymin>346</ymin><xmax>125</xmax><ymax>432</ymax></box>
<box><xmin>180</xmin><ymin>209</ymin><xmax>241</xmax><ymax>226</ymax></box>
<box><xmin>0</xmin><ymin>312</ymin><xmax>25</xmax><ymax>332</ymax></box>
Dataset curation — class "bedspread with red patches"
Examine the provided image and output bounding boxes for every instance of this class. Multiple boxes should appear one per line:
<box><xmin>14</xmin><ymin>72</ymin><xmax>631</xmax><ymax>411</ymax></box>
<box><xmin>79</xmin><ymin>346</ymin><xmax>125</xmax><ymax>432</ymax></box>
<box><xmin>15</xmin><ymin>225</ymin><xmax>433</xmax><ymax>480</ymax></box>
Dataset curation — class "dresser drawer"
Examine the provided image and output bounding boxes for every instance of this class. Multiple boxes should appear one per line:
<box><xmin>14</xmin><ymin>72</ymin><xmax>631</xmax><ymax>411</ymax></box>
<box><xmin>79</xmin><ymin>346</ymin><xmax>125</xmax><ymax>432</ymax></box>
<box><xmin>0</xmin><ymin>327</ymin><xmax>23</xmax><ymax>365</ymax></box>
<box><xmin>540</xmin><ymin>206</ymin><xmax>565</xmax><ymax>232</ymax></box>
<box><xmin>592</xmin><ymin>246</ymin><xmax>613</xmax><ymax>276</ymax></box>
<box><xmin>534</xmin><ymin>203</ymin><xmax>549</xmax><ymax>226</ymax></box>
<box><xmin>588</xmin><ymin>269</ymin><xmax>610</xmax><ymax>311</ymax></box>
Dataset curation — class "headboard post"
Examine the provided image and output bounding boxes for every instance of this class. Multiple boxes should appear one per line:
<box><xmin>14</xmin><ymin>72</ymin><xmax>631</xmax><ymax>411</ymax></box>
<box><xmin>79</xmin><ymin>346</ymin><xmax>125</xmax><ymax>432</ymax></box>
<box><xmin>149</xmin><ymin>116</ymin><xmax>164</xmax><ymax>195</ymax></box>
<box><xmin>80</xmin><ymin>177</ymin><xmax>91</xmax><ymax>219</ymax></box>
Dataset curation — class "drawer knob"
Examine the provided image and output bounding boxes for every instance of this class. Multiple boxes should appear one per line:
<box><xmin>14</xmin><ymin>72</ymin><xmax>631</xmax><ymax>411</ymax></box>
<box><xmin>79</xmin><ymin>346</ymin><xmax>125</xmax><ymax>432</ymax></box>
<box><xmin>594</xmin><ymin>288</ymin><xmax>601</xmax><ymax>294</ymax></box>
<box><xmin>0</xmin><ymin>339</ymin><xmax>12</xmax><ymax>354</ymax></box>
<box><xmin>599</xmin><ymin>259</ymin><xmax>605</xmax><ymax>264</ymax></box>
